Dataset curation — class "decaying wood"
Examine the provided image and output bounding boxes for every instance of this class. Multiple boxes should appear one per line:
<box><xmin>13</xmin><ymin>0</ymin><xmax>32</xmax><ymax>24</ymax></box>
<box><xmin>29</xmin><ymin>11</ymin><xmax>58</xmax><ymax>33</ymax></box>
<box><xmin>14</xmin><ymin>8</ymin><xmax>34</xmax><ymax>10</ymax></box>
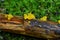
<box><xmin>0</xmin><ymin>13</ymin><xmax>60</xmax><ymax>39</ymax></box>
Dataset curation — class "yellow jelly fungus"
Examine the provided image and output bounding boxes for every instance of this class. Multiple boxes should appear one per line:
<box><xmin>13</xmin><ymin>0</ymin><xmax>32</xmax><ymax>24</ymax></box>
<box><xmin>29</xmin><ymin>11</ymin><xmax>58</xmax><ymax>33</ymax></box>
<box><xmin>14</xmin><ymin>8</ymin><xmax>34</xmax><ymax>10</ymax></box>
<box><xmin>27</xmin><ymin>12</ymin><xmax>35</xmax><ymax>20</ymax></box>
<box><xmin>5</xmin><ymin>14</ymin><xmax>13</xmax><ymax>20</ymax></box>
<box><xmin>28</xmin><ymin>21</ymin><xmax>30</xmax><ymax>23</ymax></box>
<box><xmin>40</xmin><ymin>16</ymin><xmax>47</xmax><ymax>21</ymax></box>
<box><xmin>24</xmin><ymin>12</ymin><xmax>36</xmax><ymax>20</ymax></box>
<box><xmin>58</xmin><ymin>20</ymin><xmax>60</xmax><ymax>24</ymax></box>
<box><xmin>24</xmin><ymin>14</ymin><xmax>28</xmax><ymax>19</ymax></box>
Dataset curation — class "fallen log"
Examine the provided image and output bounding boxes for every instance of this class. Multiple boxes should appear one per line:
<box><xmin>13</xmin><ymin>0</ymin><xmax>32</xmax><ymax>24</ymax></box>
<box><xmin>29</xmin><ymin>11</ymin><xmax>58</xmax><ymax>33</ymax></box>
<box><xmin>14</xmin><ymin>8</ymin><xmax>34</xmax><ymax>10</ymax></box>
<box><xmin>0</xmin><ymin>13</ymin><xmax>60</xmax><ymax>39</ymax></box>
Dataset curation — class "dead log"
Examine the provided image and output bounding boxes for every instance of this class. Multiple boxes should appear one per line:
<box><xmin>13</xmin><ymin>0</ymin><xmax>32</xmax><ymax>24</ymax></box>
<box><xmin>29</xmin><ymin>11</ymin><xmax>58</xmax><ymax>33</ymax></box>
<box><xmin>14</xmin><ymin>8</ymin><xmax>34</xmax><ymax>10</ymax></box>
<box><xmin>0</xmin><ymin>13</ymin><xmax>60</xmax><ymax>39</ymax></box>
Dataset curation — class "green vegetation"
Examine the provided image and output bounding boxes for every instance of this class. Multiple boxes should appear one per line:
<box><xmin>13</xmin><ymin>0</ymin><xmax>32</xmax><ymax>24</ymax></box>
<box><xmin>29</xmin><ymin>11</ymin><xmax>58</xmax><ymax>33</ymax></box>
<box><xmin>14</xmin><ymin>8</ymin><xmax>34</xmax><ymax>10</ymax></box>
<box><xmin>0</xmin><ymin>0</ymin><xmax>60</xmax><ymax>22</ymax></box>
<box><xmin>0</xmin><ymin>0</ymin><xmax>60</xmax><ymax>40</ymax></box>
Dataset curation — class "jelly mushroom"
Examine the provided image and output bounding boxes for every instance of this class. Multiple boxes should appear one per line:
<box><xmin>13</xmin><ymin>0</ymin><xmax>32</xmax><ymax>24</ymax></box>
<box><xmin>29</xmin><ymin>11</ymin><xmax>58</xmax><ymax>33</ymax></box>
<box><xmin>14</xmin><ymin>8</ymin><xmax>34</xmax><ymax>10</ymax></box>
<box><xmin>24</xmin><ymin>14</ymin><xmax>28</xmax><ymax>20</ymax></box>
<box><xmin>5</xmin><ymin>14</ymin><xmax>13</xmax><ymax>20</ymax></box>
<box><xmin>58</xmin><ymin>20</ymin><xmax>60</xmax><ymax>24</ymax></box>
<box><xmin>39</xmin><ymin>16</ymin><xmax>47</xmax><ymax>21</ymax></box>
<box><xmin>24</xmin><ymin>12</ymin><xmax>36</xmax><ymax>20</ymax></box>
<box><xmin>27</xmin><ymin>12</ymin><xmax>36</xmax><ymax>20</ymax></box>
